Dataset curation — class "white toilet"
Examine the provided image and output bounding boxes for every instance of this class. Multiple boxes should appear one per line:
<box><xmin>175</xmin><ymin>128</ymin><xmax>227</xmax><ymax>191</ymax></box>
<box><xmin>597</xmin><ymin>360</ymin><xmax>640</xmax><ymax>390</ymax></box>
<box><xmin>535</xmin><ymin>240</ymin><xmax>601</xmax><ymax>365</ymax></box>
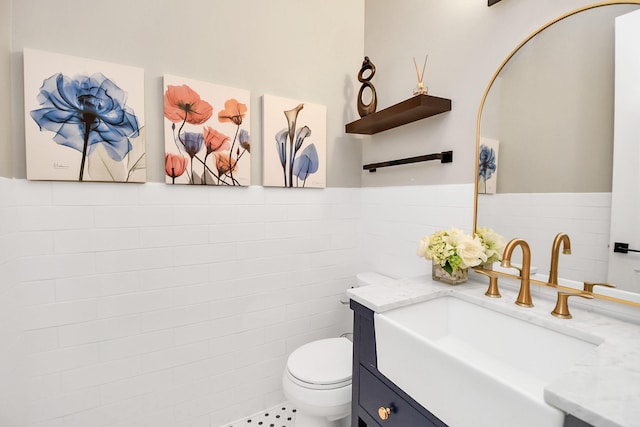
<box><xmin>283</xmin><ymin>337</ymin><xmax>352</xmax><ymax>427</ymax></box>
<box><xmin>282</xmin><ymin>272</ymin><xmax>395</xmax><ymax>427</ymax></box>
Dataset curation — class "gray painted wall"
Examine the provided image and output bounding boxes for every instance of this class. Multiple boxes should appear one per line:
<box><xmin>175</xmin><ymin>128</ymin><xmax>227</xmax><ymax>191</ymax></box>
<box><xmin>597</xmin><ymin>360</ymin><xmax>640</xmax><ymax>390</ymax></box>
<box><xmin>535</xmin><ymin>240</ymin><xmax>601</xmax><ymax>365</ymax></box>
<box><xmin>0</xmin><ymin>0</ymin><xmax>10</xmax><ymax>177</ymax></box>
<box><xmin>6</xmin><ymin>0</ymin><xmax>364</xmax><ymax>186</ymax></box>
<box><xmin>362</xmin><ymin>0</ymin><xmax>628</xmax><ymax>188</ymax></box>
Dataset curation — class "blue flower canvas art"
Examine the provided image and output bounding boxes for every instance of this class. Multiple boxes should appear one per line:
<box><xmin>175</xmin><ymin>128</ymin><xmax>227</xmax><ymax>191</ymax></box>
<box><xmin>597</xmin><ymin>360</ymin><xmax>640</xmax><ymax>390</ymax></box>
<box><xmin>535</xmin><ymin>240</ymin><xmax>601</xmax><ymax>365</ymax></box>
<box><xmin>478</xmin><ymin>137</ymin><xmax>499</xmax><ymax>194</ymax></box>
<box><xmin>24</xmin><ymin>49</ymin><xmax>145</xmax><ymax>182</ymax></box>
<box><xmin>263</xmin><ymin>94</ymin><xmax>326</xmax><ymax>188</ymax></box>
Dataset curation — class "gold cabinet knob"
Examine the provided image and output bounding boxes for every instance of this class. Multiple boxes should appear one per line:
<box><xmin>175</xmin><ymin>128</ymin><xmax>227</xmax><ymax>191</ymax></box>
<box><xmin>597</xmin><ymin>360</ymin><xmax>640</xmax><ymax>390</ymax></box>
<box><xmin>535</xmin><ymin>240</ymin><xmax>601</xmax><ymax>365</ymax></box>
<box><xmin>378</xmin><ymin>406</ymin><xmax>391</xmax><ymax>420</ymax></box>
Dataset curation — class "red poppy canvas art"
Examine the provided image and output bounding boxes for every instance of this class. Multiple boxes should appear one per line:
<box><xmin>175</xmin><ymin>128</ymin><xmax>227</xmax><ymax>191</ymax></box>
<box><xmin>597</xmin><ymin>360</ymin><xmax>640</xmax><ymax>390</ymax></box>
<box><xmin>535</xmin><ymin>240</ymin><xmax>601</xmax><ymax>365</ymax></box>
<box><xmin>163</xmin><ymin>74</ymin><xmax>251</xmax><ymax>186</ymax></box>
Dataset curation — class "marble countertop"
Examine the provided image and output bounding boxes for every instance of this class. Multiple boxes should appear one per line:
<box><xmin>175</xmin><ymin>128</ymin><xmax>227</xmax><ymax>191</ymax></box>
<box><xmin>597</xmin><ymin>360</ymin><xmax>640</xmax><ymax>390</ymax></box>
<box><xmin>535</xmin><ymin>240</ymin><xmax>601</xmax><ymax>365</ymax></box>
<box><xmin>347</xmin><ymin>273</ymin><xmax>640</xmax><ymax>427</ymax></box>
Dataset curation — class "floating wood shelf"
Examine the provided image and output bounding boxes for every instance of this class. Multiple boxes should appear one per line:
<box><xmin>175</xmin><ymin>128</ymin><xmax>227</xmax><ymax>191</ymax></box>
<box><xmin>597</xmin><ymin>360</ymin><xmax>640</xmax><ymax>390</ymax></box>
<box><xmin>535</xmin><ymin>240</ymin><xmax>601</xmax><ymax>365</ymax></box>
<box><xmin>345</xmin><ymin>94</ymin><xmax>452</xmax><ymax>135</ymax></box>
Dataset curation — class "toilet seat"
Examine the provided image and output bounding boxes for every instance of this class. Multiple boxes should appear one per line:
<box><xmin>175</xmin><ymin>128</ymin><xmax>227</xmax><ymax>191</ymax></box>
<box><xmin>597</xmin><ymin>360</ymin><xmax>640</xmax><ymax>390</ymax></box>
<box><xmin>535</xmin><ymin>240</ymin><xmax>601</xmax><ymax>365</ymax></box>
<box><xmin>286</xmin><ymin>337</ymin><xmax>352</xmax><ymax>390</ymax></box>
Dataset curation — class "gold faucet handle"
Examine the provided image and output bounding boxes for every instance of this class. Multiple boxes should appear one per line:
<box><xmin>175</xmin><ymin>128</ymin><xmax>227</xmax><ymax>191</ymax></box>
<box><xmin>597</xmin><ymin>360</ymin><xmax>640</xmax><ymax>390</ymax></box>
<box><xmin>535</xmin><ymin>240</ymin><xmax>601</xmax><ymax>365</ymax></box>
<box><xmin>583</xmin><ymin>281</ymin><xmax>616</xmax><ymax>293</ymax></box>
<box><xmin>474</xmin><ymin>268</ymin><xmax>501</xmax><ymax>298</ymax></box>
<box><xmin>551</xmin><ymin>291</ymin><xmax>594</xmax><ymax>319</ymax></box>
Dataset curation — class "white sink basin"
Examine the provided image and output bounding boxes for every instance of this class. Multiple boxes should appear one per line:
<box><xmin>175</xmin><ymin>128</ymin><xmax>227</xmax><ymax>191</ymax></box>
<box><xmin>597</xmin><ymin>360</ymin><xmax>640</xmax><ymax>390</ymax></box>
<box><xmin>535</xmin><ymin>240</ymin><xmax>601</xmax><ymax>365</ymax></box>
<box><xmin>375</xmin><ymin>295</ymin><xmax>602</xmax><ymax>427</ymax></box>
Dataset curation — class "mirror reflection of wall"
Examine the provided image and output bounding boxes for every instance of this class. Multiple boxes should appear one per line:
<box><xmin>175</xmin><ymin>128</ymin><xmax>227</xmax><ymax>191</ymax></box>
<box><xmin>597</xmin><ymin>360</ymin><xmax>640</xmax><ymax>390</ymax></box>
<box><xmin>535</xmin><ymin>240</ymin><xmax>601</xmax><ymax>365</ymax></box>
<box><xmin>480</xmin><ymin>6</ymin><xmax>626</xmax><ymax>194</ymax></box>
<box><xmin>476</xmin><ymin>4</ymin><xmax>640</xmax><ymax>294</ymax></box>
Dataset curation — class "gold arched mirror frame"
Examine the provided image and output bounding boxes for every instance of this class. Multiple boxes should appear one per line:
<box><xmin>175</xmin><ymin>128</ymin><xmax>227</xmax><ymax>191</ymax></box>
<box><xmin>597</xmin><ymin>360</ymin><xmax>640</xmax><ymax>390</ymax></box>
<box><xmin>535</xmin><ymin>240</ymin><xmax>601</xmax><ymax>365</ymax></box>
<box><xmin>473</xmin><ymin>0</ymin><xmax>640</xmax><ymax>308</ymax></box>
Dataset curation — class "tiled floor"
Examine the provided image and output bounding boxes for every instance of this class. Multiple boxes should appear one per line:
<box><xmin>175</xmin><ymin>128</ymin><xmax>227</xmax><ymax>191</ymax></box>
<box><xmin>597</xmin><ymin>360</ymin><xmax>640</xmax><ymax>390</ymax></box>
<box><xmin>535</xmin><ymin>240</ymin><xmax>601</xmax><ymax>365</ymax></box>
<box><xmin>225</xmin><ymin>403</ymin><xmax>296</xmax><ymax>427</ymax></box>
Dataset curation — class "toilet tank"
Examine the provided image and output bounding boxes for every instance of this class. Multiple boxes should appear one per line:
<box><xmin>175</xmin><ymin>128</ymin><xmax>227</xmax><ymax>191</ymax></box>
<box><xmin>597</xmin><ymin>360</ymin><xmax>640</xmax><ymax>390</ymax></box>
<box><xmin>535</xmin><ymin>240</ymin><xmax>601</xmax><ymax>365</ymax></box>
<box><xmin>341</xmin><ymin>273</ymin><xmax>395</xmax><ymax>338</ymax></box>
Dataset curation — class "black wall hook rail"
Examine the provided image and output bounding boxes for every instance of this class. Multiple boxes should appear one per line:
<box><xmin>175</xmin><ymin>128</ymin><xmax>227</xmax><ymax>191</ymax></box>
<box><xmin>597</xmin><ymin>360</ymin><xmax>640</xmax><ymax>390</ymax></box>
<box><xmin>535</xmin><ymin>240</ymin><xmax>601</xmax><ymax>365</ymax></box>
<box><xmin>614</xmin><ymin>242</ymin><xmax>640</xmax><ymax>254</ymax></box>
<box><xmin>363</xmin><ymin>150</ymin><xmax>453</xmax><ymax>172</ymax></box>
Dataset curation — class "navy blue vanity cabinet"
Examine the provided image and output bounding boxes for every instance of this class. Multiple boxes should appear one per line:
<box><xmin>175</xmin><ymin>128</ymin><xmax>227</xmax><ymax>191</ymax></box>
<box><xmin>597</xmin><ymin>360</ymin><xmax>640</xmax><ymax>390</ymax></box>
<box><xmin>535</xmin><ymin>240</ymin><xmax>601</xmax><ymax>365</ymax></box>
<box><xmin>565</xmin><ymin>415</ymin><xmax>595</xmax><ymax>427</ymax></box>
<box><xmin>350</xmin><ymin>300</ymin><xmax>448</xmax><ymax>427</ymax></box>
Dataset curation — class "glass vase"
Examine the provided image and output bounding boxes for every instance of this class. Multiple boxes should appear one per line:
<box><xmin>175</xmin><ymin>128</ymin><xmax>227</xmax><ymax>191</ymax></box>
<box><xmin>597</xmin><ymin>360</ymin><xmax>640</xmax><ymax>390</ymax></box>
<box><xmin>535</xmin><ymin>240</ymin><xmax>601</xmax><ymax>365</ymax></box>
<box><xmin>432</xmin><ymin>261</ymin><xmax>468</xmax><ymax>285</ymax></box>
<box><xmin>480</xmin><ymin>262</ymin><xmax>494</xmax><ymax>271</ymax></box>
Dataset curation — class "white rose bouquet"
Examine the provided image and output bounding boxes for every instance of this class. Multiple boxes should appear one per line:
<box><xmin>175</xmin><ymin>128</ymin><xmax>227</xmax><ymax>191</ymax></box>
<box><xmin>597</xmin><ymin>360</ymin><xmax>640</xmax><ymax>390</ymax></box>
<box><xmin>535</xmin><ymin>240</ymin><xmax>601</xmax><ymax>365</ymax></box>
<box><xmin>475</xmin><ymin>227</ymin><xmax>506</xmax><ymax>264</ymax></box>
<box><xmin>417</xmin><ymin>227</ymin><xmax>487</xmax><ymax>275</ymax></box>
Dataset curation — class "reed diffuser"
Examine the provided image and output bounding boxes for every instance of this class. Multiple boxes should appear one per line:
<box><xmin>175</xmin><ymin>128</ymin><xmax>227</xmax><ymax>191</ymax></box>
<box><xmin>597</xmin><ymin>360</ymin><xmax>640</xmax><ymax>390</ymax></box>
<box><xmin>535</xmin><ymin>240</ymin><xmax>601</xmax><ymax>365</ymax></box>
<box><xmin>413</xmin><ymin>55</ymin><xmax>428</xmax><ymax>96</ymax></box>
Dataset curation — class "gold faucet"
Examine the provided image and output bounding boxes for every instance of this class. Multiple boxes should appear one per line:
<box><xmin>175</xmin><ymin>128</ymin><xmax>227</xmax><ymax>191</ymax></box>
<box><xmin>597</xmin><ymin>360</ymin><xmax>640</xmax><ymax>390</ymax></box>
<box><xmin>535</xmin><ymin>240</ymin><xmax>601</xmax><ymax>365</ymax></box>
<box><xmin>500</xmin><ymin>238</ymin><xmax>533</xmax><ymax>307</ymax></box>
<box><xmin>551</xmin><ymin>291</ymin><xmax>594</xmax><ymax>319</ymax></box>
<box><xmin>549</xmin><ymin>233</ymin><xmax>571</xmax><ymax>285</ymax></box>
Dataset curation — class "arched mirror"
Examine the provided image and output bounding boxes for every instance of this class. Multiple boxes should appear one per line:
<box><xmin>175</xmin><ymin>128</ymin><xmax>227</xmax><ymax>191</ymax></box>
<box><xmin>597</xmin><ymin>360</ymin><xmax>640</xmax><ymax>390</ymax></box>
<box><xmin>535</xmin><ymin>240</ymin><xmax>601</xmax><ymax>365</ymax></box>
<box><xmin>474</xmin><ymin>1</ymin><xmax>640</xmax><ymax>306</ymax></box>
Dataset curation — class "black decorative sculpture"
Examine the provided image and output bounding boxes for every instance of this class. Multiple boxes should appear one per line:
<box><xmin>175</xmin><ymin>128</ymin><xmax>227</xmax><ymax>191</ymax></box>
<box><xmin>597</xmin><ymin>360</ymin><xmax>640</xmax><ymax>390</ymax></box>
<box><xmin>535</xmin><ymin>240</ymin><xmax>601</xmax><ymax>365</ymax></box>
<box><xmin>357</xmin><ymin>56</ymin><xmax>377</xmax><ymax>117</ymax></box>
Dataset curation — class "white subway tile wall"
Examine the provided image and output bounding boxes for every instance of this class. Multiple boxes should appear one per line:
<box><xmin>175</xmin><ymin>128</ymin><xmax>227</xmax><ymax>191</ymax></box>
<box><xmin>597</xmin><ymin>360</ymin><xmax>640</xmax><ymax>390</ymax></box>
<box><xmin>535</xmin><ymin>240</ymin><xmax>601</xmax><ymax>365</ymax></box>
<box><xmin>359</xmin><ymin>184</ymin><xmax>476</xmax><ymax>279</ymax></box>
<box><xmin>1</xmin><ymin>178</ymin><xmax>477</xmax><ymax>426</ymax></box>
<box><xmin>1</xmin><ymin>178</ymin><xmax>24</xmax><ymax>427</ymax></box>
<box><xmin>478</xmin><ymin>193</ymin><xmax>611</xmax><ymax>282</ymax></box>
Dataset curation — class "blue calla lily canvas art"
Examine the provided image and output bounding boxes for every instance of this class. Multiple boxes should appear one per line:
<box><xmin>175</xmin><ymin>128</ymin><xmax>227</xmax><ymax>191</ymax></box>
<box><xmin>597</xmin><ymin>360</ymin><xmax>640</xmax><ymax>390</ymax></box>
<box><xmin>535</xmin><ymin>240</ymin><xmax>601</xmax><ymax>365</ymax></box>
<box><xmin>23</xmin><ymin>49</ymin><xmax>145</xmax><ymax>182</ymax></box>
<box><xmin>262</xmin><ymin>94</ymin><xmax>326</xmax><ymax>188</ymax></box>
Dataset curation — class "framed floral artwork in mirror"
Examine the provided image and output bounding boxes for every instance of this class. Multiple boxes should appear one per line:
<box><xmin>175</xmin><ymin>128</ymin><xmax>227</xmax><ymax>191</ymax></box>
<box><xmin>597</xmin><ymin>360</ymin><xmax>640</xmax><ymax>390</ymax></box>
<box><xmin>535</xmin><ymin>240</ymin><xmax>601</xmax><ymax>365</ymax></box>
<box><xmin>262</xmin><ymin>94</ymin><xmax>326</xmax><ymax>188</ymax></box>
<box><xmin>24</xmin><ymin>48</ymin><xmax>145</xmax><ymax>182</ymax></box>
<box><xmin>478</xmin><ymin>137</ymin><xmax>499</xmax><ymax>195</ymax></box>
<box><xmin>163</xmin><ymin>75</ymin><xmax>251</xmax><ymax>186</ymax></box>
